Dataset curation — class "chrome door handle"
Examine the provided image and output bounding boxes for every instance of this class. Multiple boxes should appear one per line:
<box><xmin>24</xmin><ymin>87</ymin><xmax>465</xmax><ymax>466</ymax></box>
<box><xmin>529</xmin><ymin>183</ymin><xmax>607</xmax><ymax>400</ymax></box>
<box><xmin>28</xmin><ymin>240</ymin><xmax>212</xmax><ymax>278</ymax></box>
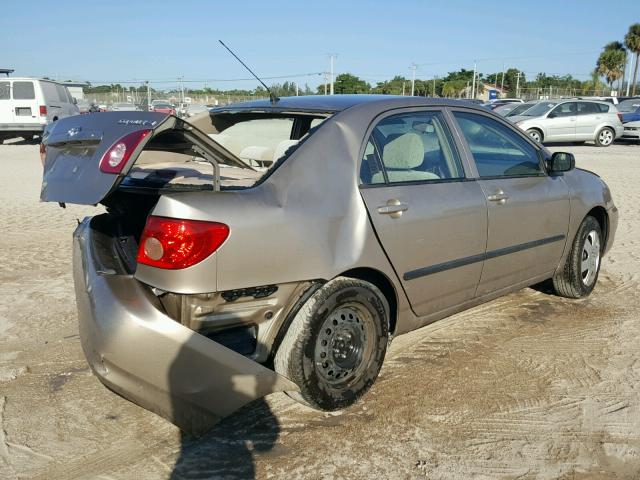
<box><xmin>487</xmin><ymin>190</ymin><xmax>509</xmax><ymax>204</ymax></box>
<box><xmin>377</xmin><ymin>199</ymin><xmax>408</xmax><ymax>218</ymax></box>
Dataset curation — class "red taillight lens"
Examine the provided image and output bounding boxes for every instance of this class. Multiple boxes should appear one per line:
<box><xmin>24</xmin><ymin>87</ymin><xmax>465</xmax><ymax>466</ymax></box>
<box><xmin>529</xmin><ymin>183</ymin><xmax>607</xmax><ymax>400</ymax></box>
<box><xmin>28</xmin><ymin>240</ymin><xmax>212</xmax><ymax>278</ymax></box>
<box><xmin>40</xmin><ymin>143</ymin><xmax>46</xmax><ymax>166</ymax></box>
<box><xmin>99</xmin><ymin>129</ymin><xmax>151</xmax><ymax>174</ymax></box>
<box><xmin>617</xmin><ymin>113</ymin><xmax>624</xmax><ymax>123</ymax></box>
<box><xmin>39</xmin><ymin>105</ymin><xmax>47</xmax><ymax>116</ymax></box>
<box><xmin>137</xmin><ymin>216</ymin><xmax>230</xmax><ymax>270</ymax></box>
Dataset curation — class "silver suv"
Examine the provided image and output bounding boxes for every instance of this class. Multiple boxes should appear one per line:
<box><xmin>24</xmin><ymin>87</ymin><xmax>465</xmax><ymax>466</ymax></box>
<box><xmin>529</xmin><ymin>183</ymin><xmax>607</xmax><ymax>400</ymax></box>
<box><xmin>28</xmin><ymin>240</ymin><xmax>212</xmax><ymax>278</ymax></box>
<box><xmin>514</xmin><ymin>100</ymin><xmax>623</xmax><ymax>146</ymax></box>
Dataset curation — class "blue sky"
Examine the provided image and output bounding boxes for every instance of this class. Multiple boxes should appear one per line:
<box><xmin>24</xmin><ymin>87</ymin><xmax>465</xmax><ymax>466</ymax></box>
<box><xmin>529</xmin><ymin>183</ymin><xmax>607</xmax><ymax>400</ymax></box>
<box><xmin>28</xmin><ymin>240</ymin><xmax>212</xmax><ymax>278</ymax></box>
<box><xmin>2</xmin><ymin>0</ymin><xmax>638</xmax><ymax>90</ymax></box>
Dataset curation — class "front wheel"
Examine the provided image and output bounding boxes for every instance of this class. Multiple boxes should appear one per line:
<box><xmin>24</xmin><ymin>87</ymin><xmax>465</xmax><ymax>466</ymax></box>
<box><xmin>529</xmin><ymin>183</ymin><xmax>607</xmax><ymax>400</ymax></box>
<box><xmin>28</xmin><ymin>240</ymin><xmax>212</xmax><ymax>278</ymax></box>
<box><xmin>595</xmin><ymin>127</ymin><xmax>614</xmax><ymax>147</ymax></box>
<box><xmin>526</xmin><ymin>129</ymin><xmax>543</xmax><ymax>143</ymax></box>
<box><xmin>274</xmin><ymin>277</ymin><xmax>389</xmax><ymax>410</ymax></box>
<box><xmin>552</xmin><ymin>216</ymin><xmax>603</xmax><ymax>298</ymax></box>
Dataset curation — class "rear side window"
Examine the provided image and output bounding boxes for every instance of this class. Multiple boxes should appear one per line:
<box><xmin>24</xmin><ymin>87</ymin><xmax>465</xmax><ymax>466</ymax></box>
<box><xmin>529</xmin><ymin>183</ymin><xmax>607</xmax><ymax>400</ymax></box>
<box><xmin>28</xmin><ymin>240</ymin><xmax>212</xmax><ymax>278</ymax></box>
<box><xmin>0</xmin><ymin>82</ymin><xmax>9</xmax><ymax>99</ymax></box>
<box><xmin>13</xmin><ymin>81</ymin><xmax>35</xmax><ymax>100</ymax></box>
<box><xmin>55</xmin><ymin>84</ymin><xmax>70</xmax><ymax>102</ymax></box>
<box><xmin>549</xmin><ymin>102</ymin><xmax>576</xmax><ymax>117</ymax></box>
<box><xmin>360</xmin><ymin>110</ymin><xmax>464</xmax><ymax>185</ymax></box>
<box><xmin>597</xmin><ymin>103</ymin><xmax>610</xmax><ymax>113</ymax></box>
<box><xmin>577</xmin><ymin>102</ymin><xmax>599</xmax><ymax>115</ymax></box>
<box><xmin>453</xmin><ymin>111</ymin><xmax>542</xmax><ymax>178</ymax></box>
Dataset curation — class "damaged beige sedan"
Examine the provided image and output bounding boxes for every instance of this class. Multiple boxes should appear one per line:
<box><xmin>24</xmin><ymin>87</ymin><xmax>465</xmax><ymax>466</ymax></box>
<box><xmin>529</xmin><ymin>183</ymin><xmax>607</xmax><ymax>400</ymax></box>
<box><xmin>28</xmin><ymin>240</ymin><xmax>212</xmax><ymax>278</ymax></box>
<box><xmin>40</xmin><ymin>95</ymin><xmax>617</xmax><ymax>433</ymax></box>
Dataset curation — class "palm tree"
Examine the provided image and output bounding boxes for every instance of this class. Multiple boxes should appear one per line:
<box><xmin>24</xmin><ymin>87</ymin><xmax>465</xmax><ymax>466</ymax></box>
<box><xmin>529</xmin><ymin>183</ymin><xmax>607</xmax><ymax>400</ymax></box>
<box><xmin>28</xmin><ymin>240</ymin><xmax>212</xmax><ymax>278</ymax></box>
<box><xmin>596</xmin><ymin>42</ymin><xmax>627</xmax><ymax>92</ymax></box>
<box><xmin>624</xmin><ymin>24</ymin><xmax>640</xmax><ymax>96</ymax></box>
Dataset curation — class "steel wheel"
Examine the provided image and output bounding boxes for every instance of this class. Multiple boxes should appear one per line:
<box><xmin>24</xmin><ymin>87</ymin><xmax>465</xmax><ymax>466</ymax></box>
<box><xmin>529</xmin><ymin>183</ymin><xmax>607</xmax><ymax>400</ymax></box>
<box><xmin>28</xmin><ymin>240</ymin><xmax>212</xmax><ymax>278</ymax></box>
<box><xmin>527</xmin><ymin>129</ymin><xmax>542</xmax><ymax>143</ymax></box>
<box><xmin>314</xmin><ymin>303</ymin><xmax>376</xmax><ymax>388</ymax></box>
<box><xmin>581</xmin><ymin>230</ymin><xmax>601</xmax><ymax>286</ymax></box>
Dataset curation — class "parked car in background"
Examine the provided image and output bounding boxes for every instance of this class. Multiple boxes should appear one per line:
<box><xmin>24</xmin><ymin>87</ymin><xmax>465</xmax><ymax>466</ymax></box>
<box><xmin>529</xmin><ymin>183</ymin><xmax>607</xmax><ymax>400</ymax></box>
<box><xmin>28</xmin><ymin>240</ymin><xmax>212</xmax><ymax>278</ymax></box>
<box><xmin>0</xmin><ymin>77</ymin><xmax>79</xmax><ymax>143</ymax></box>
<box><xmin>151</xmin><ymin>102</ymin><xmax>177</xmax><ymax>115</ymax></box>
<box><xmin>507</xmin><ymin>100</ymin><xmax>559</xmax><ymax>124</ymax></box>
<box><xmin>505</xmin><ymin>100</ymin><xmax>539</xmax><ymax>118</ymax></box>
<box><xmin>616</xmin><ymin>98</ymin><xmax>640</xmax><ymax>123</ymax></box>
<box><xmin>40</xmin><ymin>95</ymin><xmax>617</xmax><ymax>433</ymax></box>
<box><xmin>111</xmin><ymin>102</ymin><xmax>140</xmax><ymax>112</ymax></box>
<box><xmin>621</xmin><ymin>120</ymin><xmax>640</xmax><ymax>142</ymax></box>
<box><xmin>493</xmin><ymin>102</ymin><xmax>523</xmax><ymax>116</ymax></box>
<box><xmin>184</xmin><ymin>104</ymin><xmax>210</xmax><ymax>117</ymax></box>
<box><xmin>76</xmin><ymin>98</ymin><xmax>99</xmax><ymax>114</ymax></box>
<box><xmin>484</xmin><ymin>98</ymin><xmax>524</xmax><ymax>110</ymax></box>
<box><xmin>514</xmin><ymin>100</ymin><xmax>623</xmax><ymax>146</ymax></box>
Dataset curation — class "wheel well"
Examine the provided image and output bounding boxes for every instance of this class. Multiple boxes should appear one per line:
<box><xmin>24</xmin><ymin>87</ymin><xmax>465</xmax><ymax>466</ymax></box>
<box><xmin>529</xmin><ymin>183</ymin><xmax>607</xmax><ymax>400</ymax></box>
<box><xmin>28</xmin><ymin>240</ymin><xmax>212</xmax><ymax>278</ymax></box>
<box><xmin>340</xmin><ymin>267</ymin><xmax>398</xmax><ymax>335</ymax></box>
<box><xmin>587</xmin><ymin>206</ymin><xmax>608</xmax><ymax>248</ymax></box>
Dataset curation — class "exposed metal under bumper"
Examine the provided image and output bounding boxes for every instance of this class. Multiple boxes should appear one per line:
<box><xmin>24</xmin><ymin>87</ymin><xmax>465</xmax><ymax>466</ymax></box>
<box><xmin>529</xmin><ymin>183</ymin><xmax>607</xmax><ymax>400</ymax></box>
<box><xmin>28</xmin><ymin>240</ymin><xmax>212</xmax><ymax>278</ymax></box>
<box><xmin>72</xmin><ymin>219</ymin><xmax>298</xmax><ymax>435</ymax></box>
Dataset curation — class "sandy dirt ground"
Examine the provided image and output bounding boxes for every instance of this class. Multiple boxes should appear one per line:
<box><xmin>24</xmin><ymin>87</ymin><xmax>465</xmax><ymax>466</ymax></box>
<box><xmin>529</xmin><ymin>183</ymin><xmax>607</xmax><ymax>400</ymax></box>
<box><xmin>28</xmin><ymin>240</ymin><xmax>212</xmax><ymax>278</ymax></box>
<box><xmin>1</xmin><ymin>140</ymin><xmax>639</xmax><ymax>479</ymax></box>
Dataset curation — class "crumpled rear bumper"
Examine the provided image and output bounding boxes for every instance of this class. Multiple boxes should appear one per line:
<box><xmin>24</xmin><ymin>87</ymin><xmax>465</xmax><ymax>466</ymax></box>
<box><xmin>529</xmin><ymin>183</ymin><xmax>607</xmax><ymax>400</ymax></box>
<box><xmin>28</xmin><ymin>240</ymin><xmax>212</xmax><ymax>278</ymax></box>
<box><xmin>73</xmin><ymin>218</ymin><xmax>298</xmax><ymax>435</ymax></box>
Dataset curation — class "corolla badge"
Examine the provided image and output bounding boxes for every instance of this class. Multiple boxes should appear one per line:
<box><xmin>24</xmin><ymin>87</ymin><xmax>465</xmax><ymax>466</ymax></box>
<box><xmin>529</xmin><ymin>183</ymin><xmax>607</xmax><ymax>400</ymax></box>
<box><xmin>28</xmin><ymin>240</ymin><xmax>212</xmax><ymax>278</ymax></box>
<box><xmin>117</xmin><ymin>119</ymin><xmax>158</xmax><ymax>126</ymax></box>
<box><xmin>67</xmin><ymin>127</ymin><xmax>81</xmax><ymax>137</ymax></box>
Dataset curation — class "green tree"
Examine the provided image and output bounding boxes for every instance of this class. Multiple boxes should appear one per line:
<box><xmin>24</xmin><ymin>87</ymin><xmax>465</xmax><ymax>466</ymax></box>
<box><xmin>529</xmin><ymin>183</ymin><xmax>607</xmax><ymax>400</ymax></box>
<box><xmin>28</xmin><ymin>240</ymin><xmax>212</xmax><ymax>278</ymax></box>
<box><xmin>596</xmin><ymin>41</ymin><xmax>626</xmax><ymax>90</ymax></box>
<box><xmin>331</xmin><ymin>73</ymin><xmax>371</xmax><ymax>94</ymax></box>
<box><xmin>624</xmin><ymin>23</ymin><xmax>640</xmax><ymax>96</ymax></box>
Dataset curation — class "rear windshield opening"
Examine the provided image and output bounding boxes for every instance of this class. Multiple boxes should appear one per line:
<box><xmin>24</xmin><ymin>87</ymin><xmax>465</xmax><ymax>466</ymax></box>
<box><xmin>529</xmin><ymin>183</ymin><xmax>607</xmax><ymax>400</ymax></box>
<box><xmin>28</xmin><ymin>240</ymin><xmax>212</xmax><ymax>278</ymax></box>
<box><xmin>121</xmin><ymin>112</ymin><xmax>329</xmax><ymax>193</ymax></box>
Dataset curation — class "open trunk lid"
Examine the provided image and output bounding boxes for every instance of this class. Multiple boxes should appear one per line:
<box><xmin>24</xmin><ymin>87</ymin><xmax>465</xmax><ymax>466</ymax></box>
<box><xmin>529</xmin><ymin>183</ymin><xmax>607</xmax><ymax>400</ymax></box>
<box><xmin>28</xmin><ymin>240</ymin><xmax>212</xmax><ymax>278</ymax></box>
<box><xmin>40</xmin><ymin>111</ymin><xmax>252</xmax><ymax>205</ymax></box>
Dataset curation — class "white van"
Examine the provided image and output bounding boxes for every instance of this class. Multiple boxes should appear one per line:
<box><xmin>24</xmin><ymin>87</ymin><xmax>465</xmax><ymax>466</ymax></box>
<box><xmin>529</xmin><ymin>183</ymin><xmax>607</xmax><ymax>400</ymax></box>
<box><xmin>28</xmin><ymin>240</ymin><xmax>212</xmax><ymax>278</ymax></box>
<box><xmin>0</xmin><ymin>77</ymin><xmax>80</xmax><ymax>143</ymax></box>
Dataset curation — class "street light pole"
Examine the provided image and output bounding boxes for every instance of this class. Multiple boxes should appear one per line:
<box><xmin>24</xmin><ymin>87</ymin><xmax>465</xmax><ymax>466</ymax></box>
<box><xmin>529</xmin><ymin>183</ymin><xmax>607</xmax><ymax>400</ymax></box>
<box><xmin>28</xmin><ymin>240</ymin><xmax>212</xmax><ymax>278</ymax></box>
<box><xmin>329</xmin><ymin>54</ymin><xmax>337</xmax><ymax>95</ymax></box>
<box><xmin>471</xmin><ymin>61</ymin><xmax>477</xmax><ymax>100</ymax></box>
<box><xmin>146</xmin><ymin>81</ymin><xmax>150</xmax><ymax>110</ymax></box>
<box><xmin>410</xmin><ymin>63</ymin><xmax>417</xmax><ymax>96</ymax></box>
<box><xmin>516</xmin><ymin>71</ymin><xmax>521</xmax><ymax>99</ymax></box>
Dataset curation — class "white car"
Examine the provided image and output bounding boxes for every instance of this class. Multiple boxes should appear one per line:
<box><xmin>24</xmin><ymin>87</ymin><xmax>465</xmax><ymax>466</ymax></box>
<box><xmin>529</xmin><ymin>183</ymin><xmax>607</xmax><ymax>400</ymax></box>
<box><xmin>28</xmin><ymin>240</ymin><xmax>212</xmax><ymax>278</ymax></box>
<box><xmin>514</xmin><ymin>100</ymin><xmax>624</xmax><ymax>147</ymax></box>
<box><xmin>621</xmin><ymin>120</ymin><xmax>640</xmax><ymax>142</ymax></box>
<box><xmin>0</xmin><ymin>77</ymin><xmax>79</xmax><ymax>143</ymax></box>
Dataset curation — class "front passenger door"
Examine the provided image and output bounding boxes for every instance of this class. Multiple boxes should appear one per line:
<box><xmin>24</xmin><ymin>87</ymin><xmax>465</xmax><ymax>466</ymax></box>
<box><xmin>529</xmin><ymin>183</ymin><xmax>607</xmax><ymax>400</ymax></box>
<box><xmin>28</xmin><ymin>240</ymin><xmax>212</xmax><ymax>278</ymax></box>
<box><xmin>451</xmin><ymin>111</ymin><xmax>570</xmax><ymax>296</ymax></box>
<box><xmin>545</xmin><ymin>102</ymin><xmax>577</xmax><ymax>141</ymax></box>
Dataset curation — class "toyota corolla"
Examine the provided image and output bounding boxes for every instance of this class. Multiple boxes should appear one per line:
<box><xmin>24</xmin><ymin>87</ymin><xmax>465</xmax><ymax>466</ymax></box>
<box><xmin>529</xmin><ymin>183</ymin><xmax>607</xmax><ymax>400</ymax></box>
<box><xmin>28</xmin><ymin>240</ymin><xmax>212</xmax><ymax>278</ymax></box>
<box><xmin>40</xmin><ymin>95</ymin><xmax>617</xmax><ymax>433</ymax></box>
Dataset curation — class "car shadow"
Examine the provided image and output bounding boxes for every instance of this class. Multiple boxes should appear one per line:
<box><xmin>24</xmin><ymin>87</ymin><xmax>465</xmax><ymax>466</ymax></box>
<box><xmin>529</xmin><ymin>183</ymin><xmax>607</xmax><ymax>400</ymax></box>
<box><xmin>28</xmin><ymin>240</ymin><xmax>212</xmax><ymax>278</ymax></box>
<box><xmin>167</xmin><ymin>341</ymin><xmax>281</xmax><ymax>480</ymax></box>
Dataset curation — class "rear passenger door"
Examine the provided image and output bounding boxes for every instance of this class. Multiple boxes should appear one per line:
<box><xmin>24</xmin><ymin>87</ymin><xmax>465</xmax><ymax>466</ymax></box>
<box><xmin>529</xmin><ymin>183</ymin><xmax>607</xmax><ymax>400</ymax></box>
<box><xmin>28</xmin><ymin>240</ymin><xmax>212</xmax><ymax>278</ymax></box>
<box><xmin>575</xmin><ymin>101</ymin><xmax>601</xmax><ymax>139</ymax></box>
<box><xmin>0</xmin><ymin>81</ymin><xmax>11</xmax><ymax>125</ymax></box>
<box><xmin>359</xmin><ymin>109</ymin><xmax>488</xmax><ymax>317</ymax></box>
<box><xmin>451</xmin><ymin>110</ymin><xmax>570</xmax><ymax>295</ymax></box>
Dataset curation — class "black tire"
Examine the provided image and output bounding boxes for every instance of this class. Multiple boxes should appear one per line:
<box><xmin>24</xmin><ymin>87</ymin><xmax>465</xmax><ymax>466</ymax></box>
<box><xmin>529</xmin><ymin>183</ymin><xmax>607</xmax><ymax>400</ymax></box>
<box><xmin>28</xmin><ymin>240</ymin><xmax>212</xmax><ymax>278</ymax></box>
<box><xmin>274</xmin><ymin>277</ymin><xmax>389</xmax><ymax>410</ymax></box>
<box><xmin>552</xmin><ymin>216</ymin><xmax>603</xmax><ymax>298</ymax></box>
<box><xmin>595</xmin><ymin>127</ymin><xmax>614</xmax><ymax>147</ymax></box>
<box><xmin>526</xmin><ymin>128</ymin><xmax>543</xmax><ymax>143</ymax></box>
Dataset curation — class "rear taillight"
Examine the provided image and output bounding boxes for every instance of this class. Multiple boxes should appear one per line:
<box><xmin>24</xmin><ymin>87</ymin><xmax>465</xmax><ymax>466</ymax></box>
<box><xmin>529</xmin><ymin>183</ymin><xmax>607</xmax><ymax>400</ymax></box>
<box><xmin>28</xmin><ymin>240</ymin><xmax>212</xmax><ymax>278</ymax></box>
<box><xmin>137</xmin><ymin>216</ymin><xmax>230</xmax><ymax>270</ymax></box>
<box><xmin>39</xmin><ymin>105</ymin><xmax>47</xmax><ymax>116</ymax></box>
<box><xmin>99</xmin><ymin>129</ymin><xmax>151</xmax><ymax>174</ymax></box>
<box><xmin>617</xmin><ymin>113</ymin><xmax>624</xmax><ymax>123</ymax></box>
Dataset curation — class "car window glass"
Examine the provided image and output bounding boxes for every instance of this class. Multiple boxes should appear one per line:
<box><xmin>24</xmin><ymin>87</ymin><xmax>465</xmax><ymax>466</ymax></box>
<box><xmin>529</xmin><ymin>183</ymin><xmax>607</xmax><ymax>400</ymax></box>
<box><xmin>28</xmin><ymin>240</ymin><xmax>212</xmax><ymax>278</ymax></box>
<box><xmin>577</xmin><ymin>102</ymin><xmax>599</xmax><ymax>115</ymax></box>
<box><xmin>597</xmin><ymin>103</ymin><xmax>610</xmax><ymax>113</ymax></box>
<box><xmin>55</xmin><ymin>84</ymin><xmax>69</xmax><ymax>102</ymax></box>
<box><xmin>0</xmin><ymin>82</ymin><xmax>9</xmax><ymax>99</ymax></box>
<box><xmin>453</xmin><ymin>111</ymin><xmax>542</xmax><ymax>178</ymax></box>
<box><xmin>550</xmin><ymin>102</ymin><xmax>576</xmax><ymax>117</ymax></box>
<box><xmin>361</xmin><ymin>110</ymin><xmax>464</xmax><ymax>185</ymax></box>
<box><xmin>617</xmin><ymin>100</ymin><xmax>640</xmax><ymax>112</ymax></box>
<box><xmin>13</xmin><ymin>81</ymin><xmax>35</xmax><ymax>100</ymax></box>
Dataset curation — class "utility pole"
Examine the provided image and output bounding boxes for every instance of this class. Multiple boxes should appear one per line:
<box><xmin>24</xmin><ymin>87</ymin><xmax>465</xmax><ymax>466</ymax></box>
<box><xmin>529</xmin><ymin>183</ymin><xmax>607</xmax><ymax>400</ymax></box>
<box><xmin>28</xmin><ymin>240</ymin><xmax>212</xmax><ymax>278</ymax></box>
<box><xmin>433</xmin><ymin>76</ymin><xmax>436</xmax><ymax>97</ymax></box>
<box><xmin>500</xmin><ymin>63</ymin><xmax>505</xmax><ymax>91</ymax></box>
<box><xmin>323</xmin><ymin>72</ymin><xmax>328</xmax><ymax>95</ymax></box>
<box><xmin>515</xmin><ymin>71</ymin><xmax>521</xmax><ymax>98</ymax></box>
<box><xmin>410</xmin><ymin>63</ymin><xmax>417</xmax><ymax>96</ymax></box>
<box><xmin>402</xmin><ymin>81</ymin><xmax>406</xmax><ymax>96</ymax></box>
<box><xmin>625</xmin><ymin>52</ymin><xmax>632</xmax><ymax>96</ymax></box>
<box><xmin>328</xmin><ymin>54</ymin><xmax>337</xmax><ymax>95</ymax></box>
<box><xmin>146</xmin><ymin>81</ymin><xmax>150</xmax><ymax>110</ymax></box>
<box><xmin>471</xmin><ymin>61</ymin><xmax>477</xmax><ymax>100</ymax></box>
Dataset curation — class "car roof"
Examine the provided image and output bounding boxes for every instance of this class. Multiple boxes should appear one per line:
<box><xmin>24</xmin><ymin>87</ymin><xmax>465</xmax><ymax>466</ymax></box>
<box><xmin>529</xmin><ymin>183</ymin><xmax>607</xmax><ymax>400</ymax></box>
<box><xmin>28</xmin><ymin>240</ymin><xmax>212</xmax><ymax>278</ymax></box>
<box><xmin>212</xmin><ymin>94</ymin><xmax>490</xmax><ymax>114</ymax></box>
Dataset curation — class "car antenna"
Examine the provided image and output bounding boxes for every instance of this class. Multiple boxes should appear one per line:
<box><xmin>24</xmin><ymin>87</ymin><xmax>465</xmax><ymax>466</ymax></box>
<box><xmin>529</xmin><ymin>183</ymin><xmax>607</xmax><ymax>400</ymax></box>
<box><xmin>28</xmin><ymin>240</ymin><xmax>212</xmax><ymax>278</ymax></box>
<box><xmin>218</xmin><ymin>40</ymin><xmax>279</xmax><ymax>104</ymax></box>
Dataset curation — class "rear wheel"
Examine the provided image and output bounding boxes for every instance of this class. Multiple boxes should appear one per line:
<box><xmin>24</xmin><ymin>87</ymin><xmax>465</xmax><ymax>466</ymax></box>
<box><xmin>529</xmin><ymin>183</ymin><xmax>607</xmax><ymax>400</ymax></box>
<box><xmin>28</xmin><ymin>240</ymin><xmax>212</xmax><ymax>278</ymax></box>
<box><xmin>595</xmin><ymin>127</ymin><xmax>614</xmax><ymax>147</ymax></box>
<box><xmin>552</xmin><ymin>216</ymin><xmax>602</xmax><ymax>298</ymax></box>
<box><xmin>526</xmin><ymin>128</ymin><xmax>543</xmax><ymax>143</ymax></box>
<box><xmin>274</xmin><ymin>277</ymin><xmax>389</xmax><ymax>410</ymax></box>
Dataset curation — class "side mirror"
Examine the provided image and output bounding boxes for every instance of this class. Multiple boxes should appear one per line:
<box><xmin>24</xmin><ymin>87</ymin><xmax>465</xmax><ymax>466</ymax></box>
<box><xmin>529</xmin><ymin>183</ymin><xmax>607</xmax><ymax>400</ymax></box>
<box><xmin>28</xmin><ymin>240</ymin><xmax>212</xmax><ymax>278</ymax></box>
<box><xmin>548</xmin><ymin>152</ymin><xmax>575</xmax><ymax>173</ymax></box>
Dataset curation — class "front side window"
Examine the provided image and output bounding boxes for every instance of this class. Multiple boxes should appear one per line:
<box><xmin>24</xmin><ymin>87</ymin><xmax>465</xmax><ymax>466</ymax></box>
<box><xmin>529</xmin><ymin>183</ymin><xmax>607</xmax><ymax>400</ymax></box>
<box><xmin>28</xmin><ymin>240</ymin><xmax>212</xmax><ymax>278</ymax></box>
<box><xmin>0</xmin><ymin>82</ymin><xmax>9</xmax><ymax>99</ymax></box>
<box><xmin>453</xmin><ymin>111</ymin><xmax>542</xmax><ymax>178</ymax></box>
<box><xmin>360</xmin><ymin>110</ymin><xmax>464</xmax><ymax>185</ymax></box>
<box><xmin>549</xmin><ymin>102</ymin><xmax>576</xmax><ymax>118</ymax></box>
<box><xmin>13</xmin><ymin>81</ymin><xmax>35</xmax><ymax>100</ymax></box>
